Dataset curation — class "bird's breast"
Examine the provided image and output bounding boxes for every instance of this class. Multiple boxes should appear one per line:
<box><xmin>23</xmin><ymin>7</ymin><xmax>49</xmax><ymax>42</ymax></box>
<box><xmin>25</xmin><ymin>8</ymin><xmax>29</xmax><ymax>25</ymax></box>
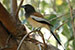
<box><xmin>27</xmin><ymin>17</ymin><xmax>43</xmax><ymax>27</ymax></box>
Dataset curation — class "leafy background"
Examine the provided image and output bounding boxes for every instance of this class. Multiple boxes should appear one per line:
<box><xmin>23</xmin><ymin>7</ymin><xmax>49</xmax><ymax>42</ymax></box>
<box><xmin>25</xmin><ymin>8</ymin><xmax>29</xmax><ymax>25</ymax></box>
<box><xmin>0</xmin><ymin>0</ymin><xmax>75</xmax><ymax>50</ymax></box>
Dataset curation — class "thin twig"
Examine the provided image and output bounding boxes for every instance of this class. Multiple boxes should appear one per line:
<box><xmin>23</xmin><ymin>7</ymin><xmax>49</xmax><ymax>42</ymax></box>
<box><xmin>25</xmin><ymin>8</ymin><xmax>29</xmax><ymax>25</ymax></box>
<box><xmin>49</xmin><ymin>13</ymin><xmax>68</xmax><ymax>22</ymax></box>
<box><xmin>38</xmin><ymin>30</ymin><xmax>46</xmax><ymax>48</ymax></box>
<box><xmin>17</xmin><ymin>30</ymin><xmax>38</xmax><ymax>50</ymax></box>
<box><xmin>37</xmin><ymin>0</ymin><xmax>40</xmax><ymax>12</ymax></box>
<box><xmin>53</xmin><ymin>0</ymin><xmax>56</xmax><ymax>11</ymax></box>
<box><xmin>0</xmin><ymin>34</ymin><xmax>11</xmax><ymax>50</ymax></box>
<box><xmin>68</xmin><ymin>0</ymin><xmax>73</xmax><ymax>18</ymax></box>
<box><xmin>47</xmin><ymin>13</ymin><xmax>69</xmax><ymax>40</ymax></box>
<box><xmin>17</xmin><ymin>29</ymin><xmax>46</xmax><ymax>50</ymax></box>
<box><xmin>15</xmin><ymin>0</ymin><xmax>24</xmax><ymax>17</ymax></box>
<box><xmin>47</xmin><ymin>20</ymin><xmax>68</xmax><ymax>41</ymax></box>
<box><xmin>47</xmin><ymin>35</ymin><xmax>52</xmax><ymax>42</ymax></box>
<box><xmin>55</xmin><ymin>20</ymin><xmax>68</xmax><ymax>33</ymax></box>
<box><xmin>6</xmin><ymin>34</ymin><xmax>11</xmax><ymax>45</ymax></box>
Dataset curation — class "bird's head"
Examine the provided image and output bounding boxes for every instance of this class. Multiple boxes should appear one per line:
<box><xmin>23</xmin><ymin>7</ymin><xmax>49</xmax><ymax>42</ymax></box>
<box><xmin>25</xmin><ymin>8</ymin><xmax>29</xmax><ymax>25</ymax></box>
<box><xmin>21</xmin><ymin>4</ymin><xmax>36</xmax><ymax>14</ymax></box>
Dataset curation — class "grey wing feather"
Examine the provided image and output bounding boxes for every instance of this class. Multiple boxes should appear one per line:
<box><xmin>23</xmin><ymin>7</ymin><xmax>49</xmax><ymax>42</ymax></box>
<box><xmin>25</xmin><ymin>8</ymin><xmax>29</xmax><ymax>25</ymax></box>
<box><xmin>30</xmin><ymin>15</ymin><xmax>53</xmax><ymax>27</ymax></box>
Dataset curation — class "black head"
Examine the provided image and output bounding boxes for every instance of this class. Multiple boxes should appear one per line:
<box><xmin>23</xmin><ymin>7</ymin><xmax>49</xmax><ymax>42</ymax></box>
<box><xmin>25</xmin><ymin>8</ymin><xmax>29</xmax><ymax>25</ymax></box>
<box><xmin>21</xmin><ymin>4</ymin><xmax>36</xmax><ymax>14</ymax></box>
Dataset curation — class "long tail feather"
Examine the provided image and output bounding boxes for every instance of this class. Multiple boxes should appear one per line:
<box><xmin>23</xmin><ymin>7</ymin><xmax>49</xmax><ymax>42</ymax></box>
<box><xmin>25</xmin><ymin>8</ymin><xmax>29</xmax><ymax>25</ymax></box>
<box><xmin>50</xmin><ymin>30</ymin><xmax>61</xmax><ymax>45</ymax></box>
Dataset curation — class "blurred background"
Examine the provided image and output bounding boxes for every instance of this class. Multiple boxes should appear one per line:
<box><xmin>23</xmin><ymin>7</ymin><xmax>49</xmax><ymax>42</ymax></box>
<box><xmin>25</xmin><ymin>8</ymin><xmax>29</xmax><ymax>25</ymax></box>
<box><xmin>0</xmin><ymin>0</ymin><xmax>75</xmax><ymax>50</ymax></box>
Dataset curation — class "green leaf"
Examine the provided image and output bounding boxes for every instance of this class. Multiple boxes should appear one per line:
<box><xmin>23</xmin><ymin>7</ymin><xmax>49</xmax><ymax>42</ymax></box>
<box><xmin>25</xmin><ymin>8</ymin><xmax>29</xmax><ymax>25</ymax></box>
<box><xmin>73</xmin><ymin>39</ymin><xmax>75</xmax><ymax>50</ymax></box>
<box><xmin>48</xmin><ymin>14</ymin><xmax>57</xmax><ymax>25</ymax></box>
<box><xmin>62</xmin><ymin>24</ymin><xmax>72</xmax><ymax>39</ymax></box>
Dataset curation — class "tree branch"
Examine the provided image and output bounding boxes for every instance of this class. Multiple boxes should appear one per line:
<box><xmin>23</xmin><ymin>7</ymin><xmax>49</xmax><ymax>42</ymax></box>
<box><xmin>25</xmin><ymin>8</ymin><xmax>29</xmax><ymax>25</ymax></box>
<box><xmin>0</xmin><ymin>22</ymin><xmax>17</xmax><ymax>50</ymax></box>
<box><xmin>15</xmin><ymin>0</ymin><xmax>24</xmax><ymax>18</ymax></box>
<box><xmin>10</xmin><ymin>0</ymin><xmax>17</xmax><ymax>16</ymax></box>
<box><xmin>68</xmin><ymin>0</ymin><xmax>75</xmax><ymax>38</ymax></box>
<box><xmin>0</xmin><ymin>3</ymin><xmax>26</xmax><ymax>36</ymax></box>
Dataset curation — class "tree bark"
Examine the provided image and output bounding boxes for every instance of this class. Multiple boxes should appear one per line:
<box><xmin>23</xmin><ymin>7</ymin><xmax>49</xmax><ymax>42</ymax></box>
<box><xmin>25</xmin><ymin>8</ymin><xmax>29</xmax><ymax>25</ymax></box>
<box><xmin>0</xmin><ymin>3</ymin><xmax>26</xmax><ymax>36</ymax></box>
<box><xmin>0</xmin><ymin>22</ymin><xmax>17</xmax><ymax>50</ymax></box>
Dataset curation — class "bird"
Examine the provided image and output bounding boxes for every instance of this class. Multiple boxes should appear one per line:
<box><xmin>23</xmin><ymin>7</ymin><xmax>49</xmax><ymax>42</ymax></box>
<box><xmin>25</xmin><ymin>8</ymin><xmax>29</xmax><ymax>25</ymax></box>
<box><xmin>21</xmin><ymin>4</ymin><xmax>62</xmax><ymax>45</ymax></box>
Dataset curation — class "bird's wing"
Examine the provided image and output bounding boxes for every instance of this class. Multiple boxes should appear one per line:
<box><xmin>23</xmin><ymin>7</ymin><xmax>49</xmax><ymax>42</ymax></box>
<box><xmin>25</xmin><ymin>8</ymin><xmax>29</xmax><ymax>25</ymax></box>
<box><xmin>32</xmin><ymin>12</ymin><xmax>44</xmax><ymax>18</ymax></box>
<box><xmin>30</xmin><ymin>15</ymin><xmax>53</xmax><ymax>27</ymax></box>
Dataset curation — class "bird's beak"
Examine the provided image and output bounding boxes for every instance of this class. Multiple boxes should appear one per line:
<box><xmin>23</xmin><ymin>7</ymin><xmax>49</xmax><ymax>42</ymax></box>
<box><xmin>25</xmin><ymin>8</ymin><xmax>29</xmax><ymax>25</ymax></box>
<box><xmin>21</xmin><ymin>5</ymin><xmax>25</xmax><ymax>8</ymax></box>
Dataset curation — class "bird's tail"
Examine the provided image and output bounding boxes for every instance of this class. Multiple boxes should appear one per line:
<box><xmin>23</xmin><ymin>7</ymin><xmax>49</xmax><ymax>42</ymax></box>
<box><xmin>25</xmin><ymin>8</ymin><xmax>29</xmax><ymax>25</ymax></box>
<box><xmin>50</xmin><ymin>30</ymin><xmax>61</xmax><ymax>45</ymax></box>
<box><xmin>50</xmin><ymin>30</ymin><xmax>65</xmax><ymax>50</ymax></box>
<box><xmin>44</xmin><ymin>22</ymin><xmax>61</xmax><ymax>45</ymax></box>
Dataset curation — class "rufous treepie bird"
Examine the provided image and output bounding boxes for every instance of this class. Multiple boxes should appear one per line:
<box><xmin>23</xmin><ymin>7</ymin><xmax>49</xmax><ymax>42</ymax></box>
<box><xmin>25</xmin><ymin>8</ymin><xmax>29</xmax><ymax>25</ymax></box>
<box><xmin>21</xmin><ymin>4</ymin><xmax>62</xmax><ymax>45</ymax></box>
